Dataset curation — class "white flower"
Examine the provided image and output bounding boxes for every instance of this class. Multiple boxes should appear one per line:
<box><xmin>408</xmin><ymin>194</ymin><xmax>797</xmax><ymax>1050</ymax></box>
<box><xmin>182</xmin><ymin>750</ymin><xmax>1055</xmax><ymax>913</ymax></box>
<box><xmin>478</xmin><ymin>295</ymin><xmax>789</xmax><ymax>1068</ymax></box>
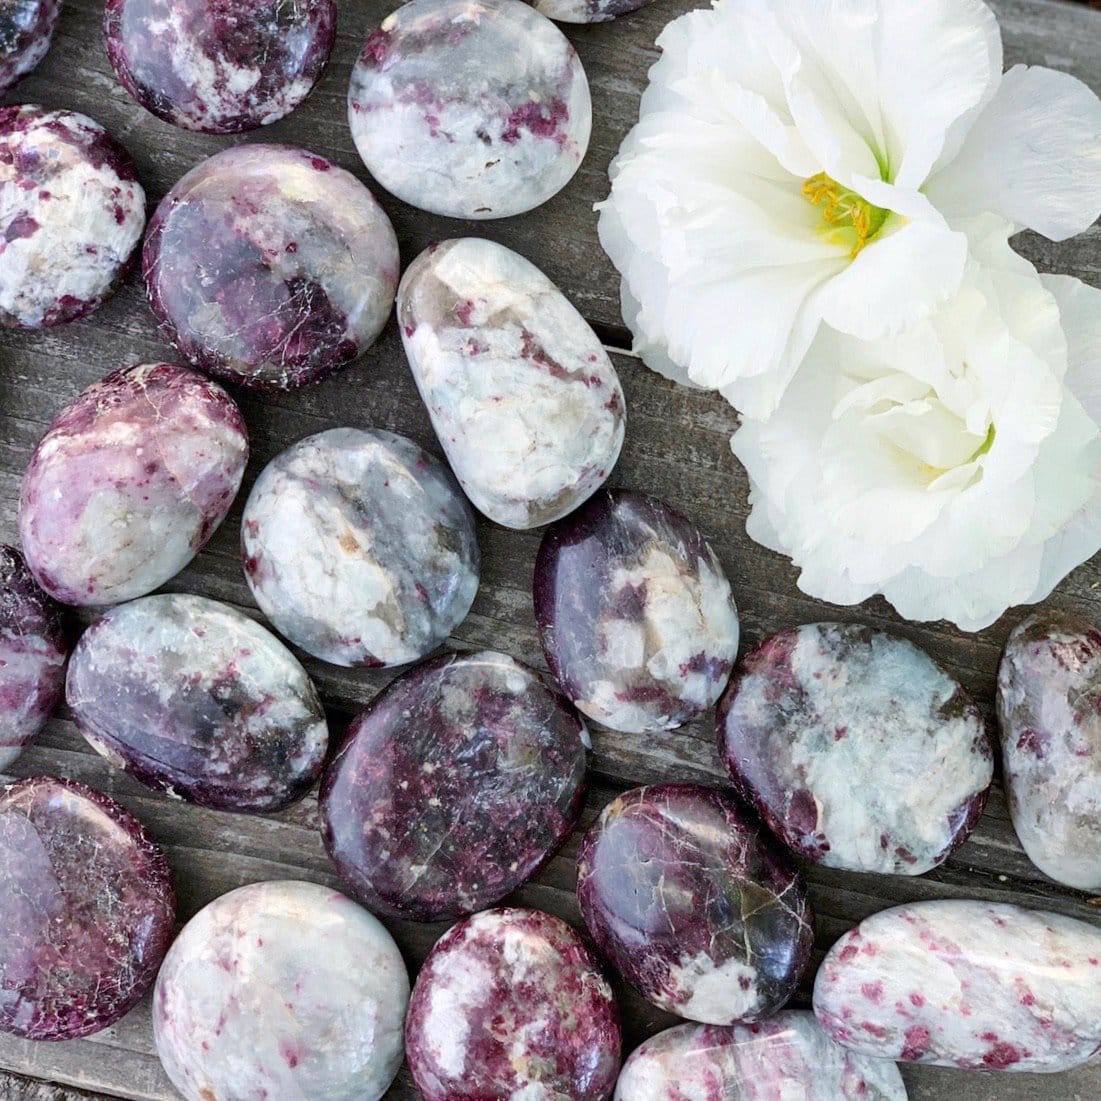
<box><xmin>598</xmin><ymin>0</ymin><xmax>1101</xmax><ymax>418</ymax></box>
<box><xmin>730</xmin><ymin>219</ymin><xmax>1101</xmax><ymax>632</ymax></box>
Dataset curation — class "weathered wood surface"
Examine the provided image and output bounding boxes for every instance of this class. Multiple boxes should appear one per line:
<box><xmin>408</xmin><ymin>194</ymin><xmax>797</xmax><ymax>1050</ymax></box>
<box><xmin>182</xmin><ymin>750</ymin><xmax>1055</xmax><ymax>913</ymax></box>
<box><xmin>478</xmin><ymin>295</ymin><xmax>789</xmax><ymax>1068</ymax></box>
<box><xmin>1</xmin><ymin>0</ymin><xmax>1100</xmax><ymax>1098</ymax></box>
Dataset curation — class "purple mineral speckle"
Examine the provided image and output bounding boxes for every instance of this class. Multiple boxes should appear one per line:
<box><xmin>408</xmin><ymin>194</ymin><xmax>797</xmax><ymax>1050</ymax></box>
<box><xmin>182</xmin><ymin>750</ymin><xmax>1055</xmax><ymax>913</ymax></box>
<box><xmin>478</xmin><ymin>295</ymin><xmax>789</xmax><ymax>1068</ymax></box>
<box><xmin>0</xmin><ymin>0</ymin><xmax>61</xmax><ymax>93</ymax></box>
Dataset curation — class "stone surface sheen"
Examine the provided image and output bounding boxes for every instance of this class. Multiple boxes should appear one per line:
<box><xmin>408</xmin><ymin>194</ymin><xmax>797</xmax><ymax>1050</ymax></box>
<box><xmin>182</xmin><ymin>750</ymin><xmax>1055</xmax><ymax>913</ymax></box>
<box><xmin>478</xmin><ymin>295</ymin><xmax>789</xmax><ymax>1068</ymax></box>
<box><xmin>577</xmin><ymin>783</ymin><xmax>813</xmax><ymax>1025</ymax></box>
<box><xmin>0</xmin><ymin>105</ymin><xmax>145</xmax><ymax>328</ymax></box>
<box><xmin>0</xmin><ymin>0</ymin><xmax>60</xmax><ymax>91</ymax></box>
<box><xmin>321</xmin><ymin>650</ymin><xmax>589</xmax><ymax>922</ymax></box>
<box><xmin>531</xmin><ymin>0</ymin><xmax>656</xmax><ymax>23</ymax></box>
<box><xmin>406</xmin><ymin>907</ymin><xmax>621</xmax><ymax>1101</ymax></box>
<box><xmin>614</xmin><ymin>1011</ymin><xmax>908</xmax><ymax>1101</ymax></box>
<box><xmin>398</xmin><ymin>238</ymin><xmax>625</xmax><ymax>529</ymax></box>
<box><xmin>19</xmin><ymin>363</ymin><xmax>248</xmax><ymax>607</ymax></box>
<box><xmin>154</xmin><ymin>880</ymin><xmax>409</xmax><ymax>1101</ymax></box>
<box><xmin>104</xmin><ymin>0</ymin><xmax>336</xmax><ymax>133</ymax></box>
<box><xmin>534</xmin><ymin>490</ymin><xmax>739</xmax><ymax>733</ymax></box>
<box><xmin>0</xmin><ymin>776</ymin><xmax>175</xmax><ymax>1041</ymax></box>
<box><xmin>66</xmin><ymin>594</ymin><xmax>328</xmax><ymax>813</ymax></box>
<box><xmin>997</xmin><ymin>610</ymin><xmax>1101</xmax><ymax>890</ymax></box>
<box><xmin>0</xmin><ymin>546</ymin><xmax>66</xmax><ymax>769</ymax></box>
<box><xmin>814</xmin><ymin>900</ymin><xmax>1101</xmax><ymax>1073</ymax></box>
<box><xmin>348</xmin><ymin>0</ymin><xmax>592</xmax><ymax>220</ymax></box>
<box><xmin>242</xmin><ymin>428</ymin><xmax>480</xmax><ymax>667</ymax></box>
<box><xmin>718</xmin><ymin>623</ymin><xmax>993</xmax><ymax>876</ymax></box>
<box><xmin>143</xmin><ymin>144</ymin><xmax>399</xmax><ymax>389</ymax></box>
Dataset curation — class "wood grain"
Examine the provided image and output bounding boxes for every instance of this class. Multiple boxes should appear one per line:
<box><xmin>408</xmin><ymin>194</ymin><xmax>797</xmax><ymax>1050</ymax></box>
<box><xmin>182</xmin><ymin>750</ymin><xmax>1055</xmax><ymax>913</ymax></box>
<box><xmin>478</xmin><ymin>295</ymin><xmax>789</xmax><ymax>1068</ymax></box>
<box><xmin>1</xmin><ymin>0</ymin><xmax>1100</xmax><ymax>1098</ymax></box>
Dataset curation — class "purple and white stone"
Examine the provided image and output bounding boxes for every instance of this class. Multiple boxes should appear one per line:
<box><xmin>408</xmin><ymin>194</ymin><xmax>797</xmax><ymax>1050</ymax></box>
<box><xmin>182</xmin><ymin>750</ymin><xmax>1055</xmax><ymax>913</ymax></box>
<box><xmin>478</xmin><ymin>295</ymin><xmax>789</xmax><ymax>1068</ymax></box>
<box><xmin>577</xmin><ymin>783</ymin><xmax>813</xmax><ymax>1025</ymax></box>
<box><xmin>406</xmin><ymin>907</ymin><xmax>621</xmax><ymax>1101</ymax></box>
<box><xmin>534</xmin><ymin>490</ymin><xmax>739</xmax><ymax>733</ymax></box>
<box><xmin>0</xmin><ymin>547</ymin><xmax>66</xmax><ymax>769</ymax></box>
<box><xmin>242</xmin><ymin>428</ymin><xmax>480</xmax><ymax>668</ymax></box>
<box><xmin>0</xmin><ymin>105</ymin><xmax>145</xmax><ymax>329</ymax></box>
<box><xmin>718</xmin><ymin>623</ymin><xmax>993</xmax><ymax>876</ymax></box>
<box><xmin>814</xmin><ymin>900</ymin><xmax>1101</xmax><ymax>1073</ymax></box>
<box><xmin>0</xmin><ymin>775</ymin><xmax>175</xmax><ymax>1041</ymax></box>
<box><xmin>143</xmin><ymin>144</ymin><xmax>399</xmax><ymax>390</ymax></box>
<box><xmin>530</xmin><ymin>0</ymin><xmax>656</xmax><ymax>23</ymax></box>
<box><xmin>348</xmin><ymin>0</ymin><xmax>591</xmax><ymax>220</ymax></box>
<box><xmin>997</xmin><ymin>611</ymin><xmax>1101</xmax><ymax>891</ymax></box>
<box><xmin>104</xmin><ymin>0</ymin><xmax>336</xmax><ymax>133</ymax></box>
<box><xmin>66</xmin><ymin>594</ymin><xmax>328</xmax><ymax>813</ymax></box>
<box><xmin>321</xmin><ymin>650</ymin><xmax>588</xmax><ymax>922</ymax></box>
<box><xmin>0</xmin><ymin>0</ymin><xmax>61</xmax><ymax>92</ymax></box>
<box><xmin>19</xmin><ymin>363</ymin><xmax>248</xmax><ymax>607</ymax></box>
<box><xmin>398</xmin><ymin>239</ymin><xmax>625</xmax><ymax>529</ymax></box>
<box><xmin>615</xmin><ymin>1012</ymin><xmax>907</xmax><ymax>1101</ymax></box>
<box><xmin>154</xmin><ymin>880</ymin><xmax>409</xmax><ymax>1101</ymax></box>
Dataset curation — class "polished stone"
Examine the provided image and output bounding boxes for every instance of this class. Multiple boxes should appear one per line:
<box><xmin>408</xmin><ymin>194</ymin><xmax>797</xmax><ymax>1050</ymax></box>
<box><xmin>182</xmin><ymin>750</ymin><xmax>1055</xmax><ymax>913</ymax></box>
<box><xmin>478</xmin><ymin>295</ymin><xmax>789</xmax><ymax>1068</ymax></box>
<box><xmin>531</xmin><ymin>0</ymin><xmax>657</xmax><ymax>22</ymax></box>
<box><xmin>0</xmin><ymin>0</ymin><xmax>60</xmax><ymax>92</ymax></box>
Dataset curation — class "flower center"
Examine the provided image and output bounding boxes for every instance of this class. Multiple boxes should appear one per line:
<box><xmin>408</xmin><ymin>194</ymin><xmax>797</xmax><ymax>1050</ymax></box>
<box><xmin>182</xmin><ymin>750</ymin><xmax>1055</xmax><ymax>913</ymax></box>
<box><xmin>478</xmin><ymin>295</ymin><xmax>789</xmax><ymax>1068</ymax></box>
<box><xmin>802</xmin><ymin>173</ymin><xmax>889</xmax><ymax>259</ymax></box>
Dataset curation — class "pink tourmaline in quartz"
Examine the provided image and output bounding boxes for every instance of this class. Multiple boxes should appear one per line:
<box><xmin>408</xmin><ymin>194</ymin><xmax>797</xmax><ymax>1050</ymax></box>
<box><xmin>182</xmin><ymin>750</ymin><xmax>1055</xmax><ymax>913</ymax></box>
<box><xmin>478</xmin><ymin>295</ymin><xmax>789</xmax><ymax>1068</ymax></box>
<box><xmin>0</xmin><ymin>0</ymin><xmax>61</xmax><ymax>92</ymax></box>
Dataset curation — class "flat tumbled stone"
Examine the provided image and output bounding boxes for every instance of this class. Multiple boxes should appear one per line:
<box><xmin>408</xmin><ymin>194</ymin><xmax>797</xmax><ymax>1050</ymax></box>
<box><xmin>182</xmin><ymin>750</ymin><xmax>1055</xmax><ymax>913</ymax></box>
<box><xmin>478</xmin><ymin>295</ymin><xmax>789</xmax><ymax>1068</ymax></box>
<box><xmin>718</xmin><ymin>623</ymin><xmax>993</xmax><ymax>876</ymax></box>
<box><xmin>406</xmin><ymin>907</ymin><xmax>621</xmax><ymax>1101</ymax></box>
<box><xmin>0</xmin><ymin>105</ymin><xmax>145</xmax><ymax>328</ymax></box>
<box><xmin>143</xmin><ymin>144</ymin><xmax>399</xmax><ymax>390</ymax></box>
<box><xmin>67</xmin><ymin>593</ymin><xmax>328</xmax><ymax>813</ymax></box>
<box><xmin>348</xmin><ymin>0</ymin><xmax>591</xmax><ymax>220</ymax></box>
<box><xmin>814</xmin><ymin>900</ymin><xmax>1101</xmax><ymax>1073</ymax></box>
<box><xmin>321</xmin><ymin>650</ymin><xmax>588</xmax><ymax>921</ymax></box>
<box><xmin>242</xmin><ymin>428</ymin><xmax>480</xmax><ymax>667</ymax></box>
<box><xmin>105</xmin><ymin>0</ymin><xmax>336</xmax><ymax>133</ymax></box>
<box><xmin>0</xmin><ymin>0</ymin><xmax>61</xmax><ymax>92</ymax></box>
<box><xmin>398</xmin><ymin>238</ymin><xmax>625</xmax><ymax>529</ymax></box>
<box><xmin>154</xmin><ymin>880</ymin><xmax>409</xmax><ymax>1101</ymax></box>
<box><xmin>577</xmin><ymin>783</ymin><xmax>813</xmax><ymax>1025</ymax></box>
<box><xmin>19</xmin><ymin>363</ymin><xmax>248</xmax><ymax>607</ymax></box>
<box><xmin>534</xmin><ymin>490</ymin><xmax>739</xmax><ymax>733</ymax></box>
<box><xmin>0</xmin><ymin>775</ymin><xmax>175</xmax><ymax>1040</ymax></box>
<box><xmin>530</xmin><ymin>0</ymin><xmax>656</xmax><ymax>23</ymax></box>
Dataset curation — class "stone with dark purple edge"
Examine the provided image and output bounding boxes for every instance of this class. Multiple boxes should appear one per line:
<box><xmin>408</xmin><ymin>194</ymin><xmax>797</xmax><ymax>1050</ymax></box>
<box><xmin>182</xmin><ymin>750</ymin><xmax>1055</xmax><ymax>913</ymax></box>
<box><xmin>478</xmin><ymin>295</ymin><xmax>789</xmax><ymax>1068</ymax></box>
<box><xmin>66</xmin><ymin>593</ymin><xmax>328</xmax><ymax>813</ymax></box>
<box><xmin>153</xmin><ymin>880</ymin><xmax>409</xmax><ymax>1101</ymax></box>
<box><xmin>406</xmin><ymin>907</ymin><xmax>621</xmax><ymax>1101</ymax></box>
<box><xmin>813</xmin><ymin>900</ymin><xmax>1101</xmax><ymax>1074</ymax></box>
<box><xmin>530</xmin><ymin>0</ymin><xmax>657</xmax><ymax>24</ymax></box>
<box><xmin>0</xmin><ymin>547</ymin><xmax>66</xmax><ymax>770</ymax></box>
<box><xmin>398</xmin><ymin>238</ymin><xmax>625</xmax><ymax>529</ymax></box>
<box><xmin>104</xmin><ymin>0</ymin><xmax>336</xmax><ymax>134</ymax></box>
<box><xmin>0</xmin><ymin>775</ymin><xmax>175</xmax><ymax>1041</ymax></box>
<box><xmin>242</xmin><ymin>428</ymin><xmax>480</xmax><ymax>668</ymax></box>
<box><xmin>142</xmin><ymin>144</ymin><xmax>399</xmax><ymax>390</ymax></box>
<box><xmin>534</xmin><ymin>490</ymin><xmax>739</xmax><ymax>733</ymax></box>
<box><xmin>321</xmin><ymin>650</ymin><xmax>589</xmax><ymax>922</ymax></box>
<box><xmin>348</xmin><ymin>0</ymin><xmax>591</xmax><ymax>220</ymax></box>
<box><xmin>0</xmin><ymin>0</ymin><xmax>60</xmax><ymax>92</ymax></box>
<box><xmin>19</xmin><ymin>363</ymin><xmax>248</xmax><ymax>608</ymax></box>
<box><xmin>0</xmin><ymin>105</ymin><xmax>145</xmax><ymax>329</ymax></box>
<box><xmin>717</xmin><ymin>623</ymin><xmax>993</xmax><ymax>877</ymax></box>
<box><xmin>577</xmin><ymin>783</ymin><xmax>813</xmax><ymax>1025</ymax></box>
<box><xmin>614</xmin><ymin>1011</ymin><xmax>908</xmax><ymax>1101</ymax></box>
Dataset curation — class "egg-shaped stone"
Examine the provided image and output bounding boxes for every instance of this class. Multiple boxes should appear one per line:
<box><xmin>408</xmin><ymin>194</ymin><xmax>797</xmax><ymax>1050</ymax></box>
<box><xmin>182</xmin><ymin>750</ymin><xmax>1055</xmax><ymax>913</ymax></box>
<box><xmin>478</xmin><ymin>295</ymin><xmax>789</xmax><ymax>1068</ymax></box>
<box><xmin>19</xmin><ymin>363</ymin><xmax>248</xmax><ymax>607</ymax></box>
<box><xmin>143</xmin><ymin>144</ymin><xmax>399</xmax><ymax>390</ymax></box>
<box><xmin>154</xmin><ymin>880</ymin><xmax>409</xmax><ymax>1101</ymax></box>
<box><xmin>321</xmin><ymin>650</ymin><xmax>588</xmax><ymax>921</ymax></box>
<box><xmin>531</xmin><ymin>0</ymin><xmax>657</xmax><ymax>22</ymax></box>
<box><xmin>242</xmin><ymin>428</ymin><xmax>480</xmax><ymax>667</ymax></box>
<box><xmin>398</xmin><ymin>239</ymin><xmax>625</xmax><ymax>529</ymax></box>
<box><xmin>348</xmin><ymin>0</ymin><xmax>591</xmax><ymax>219</ymax></box>
<box><xmin>577</xmin><ymin>783</ymin><xmax>814</xmax><ymax>1025</ymax></box>
<box><xmin>534</xmin><ymin>490</ymin><xmax>739</xmax><ymax>733</ymax></box>
<box><xmin>66</xmin><ymin>594</ymin><xmax>328</xmax><ymax>813</ymax></box>
<box><xmin>0</xmin><ymin>0</ymin><xmax>61</xmax><ymax>92</ymax></box>
<box><xmin>0</xmin><ymin>775</ymin><xmax>175</xmax><ymax>1040</ymax></box>
<box><xmin>0</xmin><ymin>105</ymin><xmax>145</xmax><ymax>328</ymax></box>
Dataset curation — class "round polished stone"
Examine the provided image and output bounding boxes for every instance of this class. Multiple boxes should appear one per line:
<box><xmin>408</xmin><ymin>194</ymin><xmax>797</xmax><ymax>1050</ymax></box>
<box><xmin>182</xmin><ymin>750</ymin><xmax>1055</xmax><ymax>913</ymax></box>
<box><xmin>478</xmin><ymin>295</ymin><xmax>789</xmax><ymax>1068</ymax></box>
<box><xmin>0</xmin><ymin>0</ymin><xmax>61</xmax><ymax>92</ymax></box>
<box><xmin>406</xmin><ymin>908</ymin><xmax>621</xmax><ymax>1101</ymax></box>
<box><xmin>577</xmin><ymin>783</ymin><xmax>813</xmax><ymax>1025</ymax></box>
<box><xmin>242</xmin><ymin>428</ymin><xmax>480</xmax><ymax>667</ymax></box>
<box><xmin>531</xmin><ymin>0</ymin><xmax>657</xmax><ymax>22</ymax></box>
<box><xmin>0</xmin><ymin>105</ymin><xmax>145</xmax><ymax>328</ymax></box>
<box><xmin>348</xmin><ymin>0</ymin><xmax>591</xmax><ymax>219</ymax></box>
<box><xmin>321</xmin><ymin>650</ymin><xmax>588</xmax><ymax>921</ymax></box>
<box><xmin>105</xmin><ymin>0</ymin><xmax>336</xmax><ymax>133</ymax></box>
<box><xmin>19</xmin><ymin>363</ymin><xmax>248</xmax><ymax>607</ymax></box>
<box><xmin>154</xmin><ymin>880</ymin><xmax>409</xmax><ymax>1101</ymax></box>
<box><xmin>143</xmin><ymin>144</ymin><xmax>399</xmax><ymax>390</ymax></box>
<box><xmin>0</xmin><ymin>776</ymin><xmax>175</xmax><ymax>1040</ymax></box>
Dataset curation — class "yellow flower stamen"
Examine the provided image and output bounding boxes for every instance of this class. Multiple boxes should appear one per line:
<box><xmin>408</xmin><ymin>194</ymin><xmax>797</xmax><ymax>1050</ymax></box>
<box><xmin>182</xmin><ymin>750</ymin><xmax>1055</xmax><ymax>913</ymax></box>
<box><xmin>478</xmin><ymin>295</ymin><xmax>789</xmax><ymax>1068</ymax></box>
<box><xmin>802</xmin><ymin>172</ymin><xmax>890</xmax><ymax>259</ymax></box>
